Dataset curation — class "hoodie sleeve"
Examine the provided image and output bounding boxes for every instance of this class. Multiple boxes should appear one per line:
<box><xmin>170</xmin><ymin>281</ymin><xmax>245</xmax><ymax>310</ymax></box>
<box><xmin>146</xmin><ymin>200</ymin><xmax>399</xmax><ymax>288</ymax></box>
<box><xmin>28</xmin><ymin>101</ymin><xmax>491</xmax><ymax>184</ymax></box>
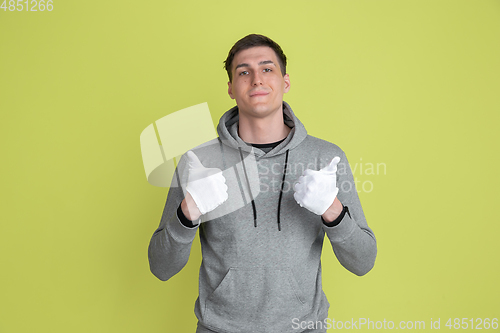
<box><xmin>147</xmin><ymin>155</ymin><xmax>199</xmax><ymax>281</ymax></box>
<box><xmin>322</xmin><ymin>150</ymin><xmax>377</xmax><ymax>276</ymax></box>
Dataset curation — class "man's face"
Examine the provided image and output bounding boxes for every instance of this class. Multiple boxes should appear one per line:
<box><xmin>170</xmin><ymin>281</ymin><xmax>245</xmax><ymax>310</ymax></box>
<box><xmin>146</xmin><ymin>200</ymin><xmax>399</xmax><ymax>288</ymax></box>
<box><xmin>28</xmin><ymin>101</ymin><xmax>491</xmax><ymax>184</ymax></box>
<box><xmin>228</xmin><ymin>46</ymin><xmax>290</xmax><ymax>119</ymax></box>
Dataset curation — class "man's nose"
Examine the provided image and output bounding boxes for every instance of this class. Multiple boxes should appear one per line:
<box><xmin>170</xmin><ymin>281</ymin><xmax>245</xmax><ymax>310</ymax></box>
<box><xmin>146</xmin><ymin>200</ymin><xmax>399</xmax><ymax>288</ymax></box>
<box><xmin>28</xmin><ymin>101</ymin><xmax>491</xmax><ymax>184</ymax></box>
<box><xmin>251</xmin><ymin>72</ymin><xmax>263</xmax><ymax>86</ymax></box>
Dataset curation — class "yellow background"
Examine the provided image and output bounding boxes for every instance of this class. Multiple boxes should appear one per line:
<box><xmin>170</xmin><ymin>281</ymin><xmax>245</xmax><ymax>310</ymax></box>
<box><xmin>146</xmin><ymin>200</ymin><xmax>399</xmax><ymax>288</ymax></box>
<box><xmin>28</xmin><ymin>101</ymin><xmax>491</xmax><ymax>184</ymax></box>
<box><xmin>1</xmin><ymin>0</ymin><xmax>499</xmax><ymax>332</ymax></box>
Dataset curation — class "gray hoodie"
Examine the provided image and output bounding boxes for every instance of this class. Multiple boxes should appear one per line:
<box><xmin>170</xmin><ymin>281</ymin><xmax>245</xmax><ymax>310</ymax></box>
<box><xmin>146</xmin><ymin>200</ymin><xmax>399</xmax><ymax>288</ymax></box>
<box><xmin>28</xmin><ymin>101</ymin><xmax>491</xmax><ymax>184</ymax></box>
<box><xmin>148</xmin><ymin>102</ymin><xmax>377</xmax><ymax>333</ymax></box>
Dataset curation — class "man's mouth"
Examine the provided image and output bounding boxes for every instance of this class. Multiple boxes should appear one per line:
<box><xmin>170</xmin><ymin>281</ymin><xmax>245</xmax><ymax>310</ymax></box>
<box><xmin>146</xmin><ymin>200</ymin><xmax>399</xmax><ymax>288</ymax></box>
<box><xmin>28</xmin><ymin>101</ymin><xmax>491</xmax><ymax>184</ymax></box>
<box><xmin>250</xmin><ymin>91</ymin><xmax>269</xmax><ymax>97</ymax></box>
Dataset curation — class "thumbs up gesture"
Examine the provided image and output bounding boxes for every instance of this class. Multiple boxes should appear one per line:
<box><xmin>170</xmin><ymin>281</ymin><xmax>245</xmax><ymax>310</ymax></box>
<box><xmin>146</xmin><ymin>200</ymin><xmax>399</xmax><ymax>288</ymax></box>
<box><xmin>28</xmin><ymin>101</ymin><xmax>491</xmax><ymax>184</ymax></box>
<box><xmin>293</xmin><ymin>156</ymin><xmax>341</xmax><ymax>215</ymax></box>
<box><xmin>185</xmin><ymin>151</ymin><xmax>229</xmax><ymax>216</ymax></box>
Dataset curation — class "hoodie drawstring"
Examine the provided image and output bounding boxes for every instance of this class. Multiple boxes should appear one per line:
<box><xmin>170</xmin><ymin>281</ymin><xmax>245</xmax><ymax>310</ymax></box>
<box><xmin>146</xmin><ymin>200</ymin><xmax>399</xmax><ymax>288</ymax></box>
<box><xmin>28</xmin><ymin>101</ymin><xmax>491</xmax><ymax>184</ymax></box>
<box><xmin>238</xmin><ymin>147</ymin><xmax>257</xmax><ymax>227</ymax></box>
<box><xmin>277</xmin><ymin>150</ymin><xmax>289</xmax><ymax>231</ymax></box>
<box><xmin>239</xmin><ymin>147</ymin><xmax>290</xmax><ymax>231</ymax></box>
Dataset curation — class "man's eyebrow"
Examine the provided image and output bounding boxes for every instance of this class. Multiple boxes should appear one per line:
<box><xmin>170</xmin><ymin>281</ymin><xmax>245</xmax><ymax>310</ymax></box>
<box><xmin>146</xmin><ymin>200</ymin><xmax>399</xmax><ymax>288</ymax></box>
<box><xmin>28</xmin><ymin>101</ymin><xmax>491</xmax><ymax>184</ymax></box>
<box><xmin>234</xmin><ymin>60</ymin><xmax>276</xmax><ymax>70</ymax></box>
<box><xmin>258</xmin><ymin>60</ymin><xmax>275</xmax><ymax>66</ymax></box>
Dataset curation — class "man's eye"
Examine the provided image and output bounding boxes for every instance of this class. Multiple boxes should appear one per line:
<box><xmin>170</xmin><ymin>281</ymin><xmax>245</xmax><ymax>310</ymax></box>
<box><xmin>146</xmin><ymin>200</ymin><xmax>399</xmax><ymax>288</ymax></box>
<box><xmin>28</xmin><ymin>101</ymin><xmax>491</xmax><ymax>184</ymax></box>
<box><xmin>239</xmin><ymin>71</ymin><xmax>248</xmax><ymax>76</ymax></box>
<box><xmin>263</xmin><ymin>68</ymin><xmax>272</xmax><ymax>72</ymax></box>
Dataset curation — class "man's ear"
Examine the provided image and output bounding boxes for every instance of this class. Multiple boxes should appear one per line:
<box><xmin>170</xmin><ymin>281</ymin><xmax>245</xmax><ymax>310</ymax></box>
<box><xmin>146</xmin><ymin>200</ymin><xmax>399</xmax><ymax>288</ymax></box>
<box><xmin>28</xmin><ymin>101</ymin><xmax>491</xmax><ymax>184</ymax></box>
<box><xmin>283</xmin><ymin>73</ymin><xmax>291</xmax><ymax>94</ymax></box>
<box><xmin>228</xmin><ymin>81</ymin><xmax>235</xmax><ymax>99</ymax></box>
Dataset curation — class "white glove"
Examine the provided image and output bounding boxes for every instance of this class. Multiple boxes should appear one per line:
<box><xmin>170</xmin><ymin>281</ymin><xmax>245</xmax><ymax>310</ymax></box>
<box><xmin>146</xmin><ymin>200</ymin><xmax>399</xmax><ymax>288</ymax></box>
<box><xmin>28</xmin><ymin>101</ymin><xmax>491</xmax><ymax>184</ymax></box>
<box><xmin>185</xmin><ymin>151</ymin><xmax>228</xmax><ymax>215</ymax></box>
<box><xmin>293</xmin><ymin>156</ymin><xmax>340</xmax><ymax>215</ymax></box>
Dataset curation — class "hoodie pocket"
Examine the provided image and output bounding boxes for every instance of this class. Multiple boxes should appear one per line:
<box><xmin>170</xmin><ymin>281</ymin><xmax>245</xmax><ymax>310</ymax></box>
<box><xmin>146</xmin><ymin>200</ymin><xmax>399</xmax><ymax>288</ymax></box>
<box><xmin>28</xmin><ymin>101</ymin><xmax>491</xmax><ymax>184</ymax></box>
<box><xmin>203</xmin><ymin>267</ymin><xmax>308</xmax><ymax>332</ymax></box>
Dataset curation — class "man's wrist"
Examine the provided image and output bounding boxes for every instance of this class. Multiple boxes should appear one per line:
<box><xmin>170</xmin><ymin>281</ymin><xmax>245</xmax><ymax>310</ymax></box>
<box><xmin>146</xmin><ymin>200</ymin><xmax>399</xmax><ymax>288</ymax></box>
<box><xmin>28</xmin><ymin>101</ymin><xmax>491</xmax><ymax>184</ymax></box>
<box><xmin>181</xmin><ymin>193</ymin><xmax>202</xmax><ymax>221</ymax></box>
<box><xmin>177</xmin><ymin>204</ymin><xmax>199</xmax><ymax>228</ymax></box>
<box><xmin>321</xmin><ymin>197</ymin><xmax>343</xmax><ymax>222</ymax></box>
<box><xmin>322</xmin><ymin>205</ymin><xmax>350</xmax><ymax>227</ymax></box>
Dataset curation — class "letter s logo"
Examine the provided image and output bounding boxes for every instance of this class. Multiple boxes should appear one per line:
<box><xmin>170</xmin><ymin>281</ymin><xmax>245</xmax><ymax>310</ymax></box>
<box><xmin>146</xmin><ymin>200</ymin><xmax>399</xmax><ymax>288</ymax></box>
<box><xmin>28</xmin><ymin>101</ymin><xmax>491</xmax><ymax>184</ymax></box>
<box><xmin>140</xmin><ymin>103</ymin><xmax>260</xmax><ymax>219</ymax></box>
<box><xmin>139</xmin><ymin>103</ymin><xmax>217</xmax><ymax>187</ymax></box>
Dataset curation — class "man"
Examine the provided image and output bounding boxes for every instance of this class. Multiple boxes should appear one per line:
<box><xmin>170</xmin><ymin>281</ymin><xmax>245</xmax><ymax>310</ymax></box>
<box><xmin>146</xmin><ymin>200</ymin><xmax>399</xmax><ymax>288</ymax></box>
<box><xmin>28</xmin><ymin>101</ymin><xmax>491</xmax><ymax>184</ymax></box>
<box><xmin>148</xmin><ymin>34</ymin><xmax>377</xmax><ymax>333</ymax></box>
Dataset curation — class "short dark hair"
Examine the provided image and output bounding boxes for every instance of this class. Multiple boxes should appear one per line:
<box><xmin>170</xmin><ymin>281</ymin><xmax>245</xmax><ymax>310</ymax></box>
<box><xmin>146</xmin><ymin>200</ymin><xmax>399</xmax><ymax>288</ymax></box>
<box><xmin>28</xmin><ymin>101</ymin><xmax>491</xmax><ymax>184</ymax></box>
<box><xmin>224</xmin><ymin>34</ymin><xmax>287</xmax><ymax>82</ymax></box>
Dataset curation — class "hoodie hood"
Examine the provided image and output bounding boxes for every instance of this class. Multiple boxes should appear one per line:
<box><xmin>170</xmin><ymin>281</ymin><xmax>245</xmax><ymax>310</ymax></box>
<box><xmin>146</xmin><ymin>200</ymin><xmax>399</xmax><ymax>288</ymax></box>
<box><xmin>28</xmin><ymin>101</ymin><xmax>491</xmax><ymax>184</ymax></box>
<box><xmin>216</xmin><ymin>101</ymin><xmax>308</xmax><ymax>157</ymax></box>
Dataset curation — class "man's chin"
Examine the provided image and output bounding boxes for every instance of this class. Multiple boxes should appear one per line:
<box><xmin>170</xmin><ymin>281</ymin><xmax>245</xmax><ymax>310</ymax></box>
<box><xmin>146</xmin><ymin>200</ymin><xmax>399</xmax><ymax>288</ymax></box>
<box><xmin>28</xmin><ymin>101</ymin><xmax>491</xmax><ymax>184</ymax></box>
<box><xmin>241</xmin><ymin>106</ymin><xmax>274</xmax><ymax>118</ymax></box>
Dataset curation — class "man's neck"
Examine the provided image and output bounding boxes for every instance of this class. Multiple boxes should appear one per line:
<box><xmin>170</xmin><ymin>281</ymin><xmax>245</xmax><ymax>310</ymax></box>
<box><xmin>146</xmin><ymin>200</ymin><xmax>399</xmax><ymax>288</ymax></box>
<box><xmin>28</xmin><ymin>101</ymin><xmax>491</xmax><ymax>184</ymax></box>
<box><xmin>237</xmin><ymin>107</ymin><xmax>291</xmax><ymax>144</ymax></box>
